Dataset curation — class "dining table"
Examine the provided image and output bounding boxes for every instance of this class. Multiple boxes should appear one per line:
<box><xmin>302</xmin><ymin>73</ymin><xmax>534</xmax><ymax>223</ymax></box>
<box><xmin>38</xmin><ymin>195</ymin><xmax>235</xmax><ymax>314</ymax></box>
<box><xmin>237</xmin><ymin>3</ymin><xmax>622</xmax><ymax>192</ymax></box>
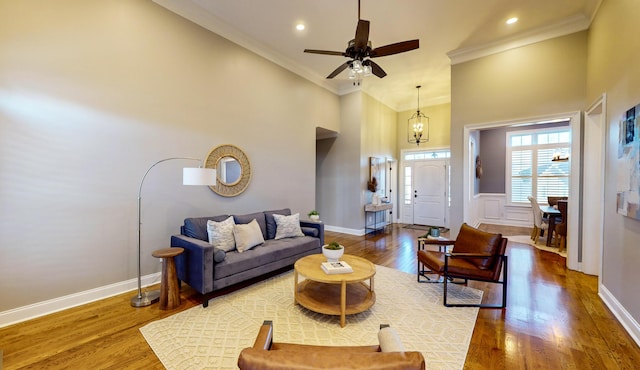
<box><xmin>540</xmin><ymin>205</ymin><xmax>562</xmax><ymax>247</ymax></box>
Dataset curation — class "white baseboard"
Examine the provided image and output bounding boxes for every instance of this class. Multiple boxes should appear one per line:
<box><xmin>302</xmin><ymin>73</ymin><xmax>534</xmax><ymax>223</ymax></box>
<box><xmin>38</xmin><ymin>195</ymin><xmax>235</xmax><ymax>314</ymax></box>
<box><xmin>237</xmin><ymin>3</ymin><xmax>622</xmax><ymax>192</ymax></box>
<box><xmin>0</xmin><ymin>272</ymin><xmax>161</xmax><ymax>328</ymax></box>
<box><xmin>324</xmin><ymin>224</ymin><xmax>364</xmax><ymax>236</ymax></box>
<box><xmin>476</xmin><ymin>218</ymin><xmax>531</xmax><ymax>228</ymax></box>
<box><xmin>599</xmin><ymin>284</ymin><xmax>640</xmax><ymax>348</ymax></box>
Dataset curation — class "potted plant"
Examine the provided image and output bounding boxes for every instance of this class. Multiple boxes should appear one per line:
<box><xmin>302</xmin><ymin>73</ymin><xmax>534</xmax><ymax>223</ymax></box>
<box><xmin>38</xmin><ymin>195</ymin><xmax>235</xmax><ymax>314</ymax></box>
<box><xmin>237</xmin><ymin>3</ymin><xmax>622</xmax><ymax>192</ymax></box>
<box><xmin>308</xmin><ymin>210</ymin><xmax>320</xmax><ymax>221</ymax></box>
<box><xmin>322</xmin><ymin>241</ymin><xmax>344</xmax><ymax>262</ymax></box>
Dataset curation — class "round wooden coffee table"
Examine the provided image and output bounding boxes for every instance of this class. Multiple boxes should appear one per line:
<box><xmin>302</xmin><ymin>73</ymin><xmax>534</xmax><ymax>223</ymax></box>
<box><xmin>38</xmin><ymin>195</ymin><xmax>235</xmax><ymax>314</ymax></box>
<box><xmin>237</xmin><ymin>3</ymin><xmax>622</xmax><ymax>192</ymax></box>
<box><xmin>294</xmin><ymin>254</ymin><xmax>376</xmax><ymax>327</ymax></box>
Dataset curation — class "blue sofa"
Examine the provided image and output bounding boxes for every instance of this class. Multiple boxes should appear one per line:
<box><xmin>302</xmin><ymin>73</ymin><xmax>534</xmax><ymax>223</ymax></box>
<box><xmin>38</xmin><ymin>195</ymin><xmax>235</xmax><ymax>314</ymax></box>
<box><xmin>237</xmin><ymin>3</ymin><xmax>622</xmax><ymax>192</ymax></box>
<box><xmin>171</xmin><ymin>208</ymin><xmax>324</xmax><ymax>307</ymax></box>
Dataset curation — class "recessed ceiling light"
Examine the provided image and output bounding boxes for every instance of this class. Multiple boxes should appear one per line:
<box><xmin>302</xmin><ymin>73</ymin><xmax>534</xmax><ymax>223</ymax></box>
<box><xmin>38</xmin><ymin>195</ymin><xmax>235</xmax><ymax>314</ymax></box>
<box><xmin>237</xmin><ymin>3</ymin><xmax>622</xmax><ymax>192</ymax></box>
<box><xmin>506</xmin><ymin>17</ymin><xmax>518</xmax><ymax>25</ymax></box>
<box><xmin>296</xmin><ymin>23</ymin><xmax>305</xmax><ymax>31</ymax></box>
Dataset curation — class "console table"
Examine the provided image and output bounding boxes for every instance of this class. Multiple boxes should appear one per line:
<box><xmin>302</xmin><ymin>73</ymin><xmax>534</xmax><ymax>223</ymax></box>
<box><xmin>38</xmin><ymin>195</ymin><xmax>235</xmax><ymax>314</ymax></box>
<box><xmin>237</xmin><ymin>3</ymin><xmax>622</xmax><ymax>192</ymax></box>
<box><xmin>364</xmin><ymin>203</ymin><xmax>393</xmax><ymax>235</ymax></box>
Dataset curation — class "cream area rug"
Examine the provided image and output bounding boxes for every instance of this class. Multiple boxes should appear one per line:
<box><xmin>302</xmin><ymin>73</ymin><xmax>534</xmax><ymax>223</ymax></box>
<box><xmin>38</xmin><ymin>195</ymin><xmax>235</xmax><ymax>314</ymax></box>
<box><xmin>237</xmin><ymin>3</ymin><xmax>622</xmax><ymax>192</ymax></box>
<box><xmin>140</xmin><ymin>265</ymin><xmax>482</xmax><ymax>370</ymax></box>
<box><xmin>508</xmin><ymin>235</ymin><xmax>567</xmax><ymax>257</ymax></box>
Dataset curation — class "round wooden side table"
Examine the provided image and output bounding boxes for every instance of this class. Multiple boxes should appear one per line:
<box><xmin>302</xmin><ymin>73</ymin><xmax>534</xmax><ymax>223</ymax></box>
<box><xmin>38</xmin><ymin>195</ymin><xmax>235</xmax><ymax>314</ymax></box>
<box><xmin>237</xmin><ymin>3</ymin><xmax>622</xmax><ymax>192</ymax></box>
<box><xmin>152</xmin><ymin>247</ymin><xmax>184</xmax><ymax>310</ymax></box>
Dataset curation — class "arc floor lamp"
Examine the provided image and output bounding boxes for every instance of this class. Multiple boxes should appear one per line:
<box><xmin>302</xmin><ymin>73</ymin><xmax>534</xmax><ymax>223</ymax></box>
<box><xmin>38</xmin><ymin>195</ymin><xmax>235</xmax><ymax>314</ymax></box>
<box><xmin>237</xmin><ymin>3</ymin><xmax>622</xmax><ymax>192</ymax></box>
<box><xmin>131</xmin><ymin>157</ymin><xmax>216</xmax><ymax>307</ymax></box>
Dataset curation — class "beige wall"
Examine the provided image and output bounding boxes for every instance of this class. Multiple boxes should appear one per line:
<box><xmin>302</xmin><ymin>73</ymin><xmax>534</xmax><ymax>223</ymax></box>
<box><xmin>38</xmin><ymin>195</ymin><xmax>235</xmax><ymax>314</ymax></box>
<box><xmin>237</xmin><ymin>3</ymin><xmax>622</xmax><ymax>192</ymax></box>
<box><xmin>316</xmin><ymin>92</ymin><xmax>362</xmax><ymax>230</ymax></box>
<box><xmin>586</xmin><ymin>0</ymin><xmax>640</xmax><ymax>321</ymax></box>
<box><xmin>362</xmin><ymin>92</ymin><xmax>397</xmax><ymax>201</ymax></box>
<box><xmin>397</xmin><ymin>102</ymin><xmax>451</xmax><ymax>152</ymax></box>
<box><xmin>450</xmin><ymin>31</ymin><xmax>588</xmax><ymax>239</ymax></box>
<box><xmin>0</xmin><ymin>0</ymin><xmax>339</xmax><ymax>312</ymax></box>
<box><xmin>316</xmin><ymin>91</ymin><xmax>397</xmax><ymax>231</ymax></box>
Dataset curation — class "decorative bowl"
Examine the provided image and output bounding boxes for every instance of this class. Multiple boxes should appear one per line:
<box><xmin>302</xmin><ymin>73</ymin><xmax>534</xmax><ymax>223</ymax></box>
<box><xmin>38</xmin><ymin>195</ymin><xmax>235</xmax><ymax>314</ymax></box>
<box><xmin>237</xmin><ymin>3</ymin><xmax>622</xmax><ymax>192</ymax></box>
<box><xmin>322</xmin><ymin>244</ymin><xmax>344</xmax><ymax>262</ymax></box>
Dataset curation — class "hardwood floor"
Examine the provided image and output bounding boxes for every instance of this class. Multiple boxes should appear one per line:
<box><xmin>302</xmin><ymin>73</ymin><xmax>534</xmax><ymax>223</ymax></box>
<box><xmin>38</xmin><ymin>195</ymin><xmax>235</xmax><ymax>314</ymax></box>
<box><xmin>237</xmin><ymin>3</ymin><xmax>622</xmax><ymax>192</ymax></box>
<box><xmin>1</xmin><ymin>223</ymin><xmax>639</xmax><ymax>369</ymax></box>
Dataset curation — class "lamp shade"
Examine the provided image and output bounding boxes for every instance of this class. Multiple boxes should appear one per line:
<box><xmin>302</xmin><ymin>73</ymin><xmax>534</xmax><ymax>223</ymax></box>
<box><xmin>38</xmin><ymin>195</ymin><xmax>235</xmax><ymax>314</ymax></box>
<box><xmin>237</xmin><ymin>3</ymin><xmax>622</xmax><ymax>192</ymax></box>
<box><xmin>183</xmin><ymin>167</ymin><xmax>217</xmax><ymax>186</ymax></box>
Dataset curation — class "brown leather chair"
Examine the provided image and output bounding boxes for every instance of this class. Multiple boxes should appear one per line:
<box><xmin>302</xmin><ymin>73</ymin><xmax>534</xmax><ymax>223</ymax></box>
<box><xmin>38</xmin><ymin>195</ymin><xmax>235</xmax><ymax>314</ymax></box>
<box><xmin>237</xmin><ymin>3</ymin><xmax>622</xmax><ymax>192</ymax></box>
<box><xmin>237</xmin><ymin>321</ymin><xmax>425</xmax><ymax>370</ymax></box>
<box><xmin>555</xmin><ymin>200</ymin><xmax>568</xmax><ymax>252</ymax></box>
<box><xmin>417</xmin><ymin>223</ymin><xmax>508</xmax><ymax>308</ymax></box>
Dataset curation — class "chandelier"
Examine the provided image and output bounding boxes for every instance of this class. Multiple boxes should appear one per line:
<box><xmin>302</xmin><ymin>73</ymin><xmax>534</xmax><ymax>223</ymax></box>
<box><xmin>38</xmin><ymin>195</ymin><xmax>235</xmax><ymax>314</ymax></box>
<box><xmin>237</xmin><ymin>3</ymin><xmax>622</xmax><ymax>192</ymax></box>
<box><xmin>408</xmin><ymin>85</ymin><xmax>429</xmax><ymax>146</ymax></box>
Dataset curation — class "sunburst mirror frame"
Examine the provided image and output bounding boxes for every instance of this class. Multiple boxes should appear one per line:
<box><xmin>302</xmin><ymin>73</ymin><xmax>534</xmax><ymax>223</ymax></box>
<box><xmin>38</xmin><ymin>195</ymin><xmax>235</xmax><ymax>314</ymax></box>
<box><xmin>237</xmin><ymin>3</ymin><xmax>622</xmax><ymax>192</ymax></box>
<box><xmin>205</xmin><ymin>144</ymin><xmax>251</xmax><ymax>197</ymax></box>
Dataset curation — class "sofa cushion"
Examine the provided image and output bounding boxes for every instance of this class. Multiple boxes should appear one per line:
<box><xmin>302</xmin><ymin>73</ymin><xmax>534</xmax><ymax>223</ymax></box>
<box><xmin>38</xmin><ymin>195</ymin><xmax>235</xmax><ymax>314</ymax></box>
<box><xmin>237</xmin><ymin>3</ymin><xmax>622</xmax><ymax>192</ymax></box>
<box><xmin>301</xmin><ymin>227</ymin><xmax>319</xmax><ymax>238</ymax></box>
<box><xmin>273</xmin><ymin>213</ymin><xmax>304</xmax><ymax>240</ymax></box>
<box><xmin>233</xmin><ymin>219</ymin><xmax>265</xmax><ymax>253</ymax></box>
<box><xmin>234</xmin><ymin>212</ymin><xmax>268</xmax><ymax>240</ymax></box>
<box><xmin>265</xmin><ymin>208</ymin><xmax>291</xmax><ymax>239</ymax></box>
<box><xmin>184</xmin><ymin>215</ymin><xmax>230</xmax><ymax>241</ymax></box>
<box><xmin>214</xmin><ymin>237</ymin><xmax>319</xmax><ymax>280</ymax></box>
<box><xmin>206</xmin><ymin>216</ymin><xmax>236</xmax><ymax>252</ymax></box>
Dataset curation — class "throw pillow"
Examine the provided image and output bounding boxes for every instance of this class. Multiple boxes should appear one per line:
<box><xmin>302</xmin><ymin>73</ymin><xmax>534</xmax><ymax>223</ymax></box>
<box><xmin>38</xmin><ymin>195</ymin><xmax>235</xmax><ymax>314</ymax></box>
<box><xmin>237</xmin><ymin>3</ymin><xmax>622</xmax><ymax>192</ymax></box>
<box><xmin>184</xmin><ymin>215</ymin><xmax>229</xmax><ymax>241</ymax></box>
<box><xmin>273</xmin><ymin>213</ymin><xmax>304</xmax><ymax>240</ymax></box>
<box><xmin>378</xmin><ymin>326</ymin><xmax>406</xmax><ymax>352</ymax></box>
<box><xmin>233</xmin><ymin>212</ymin><xmax>268</xmax><ymax>240</ymax></box>
<box><xmin>233</xmin><ymin>219</ymin><xmax>265</xmax><ymax>253</ymax></box>
<box><xmin>206</xmin><ymin>216</ymin><xmax>236</xmax><ymax>252</ymax></box>
<box><xmin>265</xmin><ymin>208</ymin><xmax>291</xmax><ymax>239</ymax></box>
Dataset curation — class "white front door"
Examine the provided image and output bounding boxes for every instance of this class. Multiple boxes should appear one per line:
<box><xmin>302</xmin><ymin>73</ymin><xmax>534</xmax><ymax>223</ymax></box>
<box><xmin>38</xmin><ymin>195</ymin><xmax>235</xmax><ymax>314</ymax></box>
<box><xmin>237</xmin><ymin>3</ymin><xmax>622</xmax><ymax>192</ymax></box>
<box><xmin>413</xmin><ymin>160</ymin><xmax>446</xmax><ymax>227</ymax></box>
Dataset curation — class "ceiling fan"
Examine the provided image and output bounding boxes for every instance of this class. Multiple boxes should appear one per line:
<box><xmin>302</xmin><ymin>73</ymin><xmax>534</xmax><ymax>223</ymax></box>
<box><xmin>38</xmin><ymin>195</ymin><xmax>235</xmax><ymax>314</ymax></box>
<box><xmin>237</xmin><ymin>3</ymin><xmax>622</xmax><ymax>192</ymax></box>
<box><xmin>304</xmin><ymin>0</ymin><xmax>419</xmax><ymax>80</ymax></box>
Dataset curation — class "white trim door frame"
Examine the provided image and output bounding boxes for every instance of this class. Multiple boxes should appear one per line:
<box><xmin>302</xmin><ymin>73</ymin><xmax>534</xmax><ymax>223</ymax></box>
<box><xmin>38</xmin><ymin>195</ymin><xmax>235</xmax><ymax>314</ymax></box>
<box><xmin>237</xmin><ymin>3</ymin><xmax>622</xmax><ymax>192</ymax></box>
<box><xmin>583</xmin><ymin>94</ymin><xmax>606</xmax><ymax>278</ymax></box>
<box><xmin>463</xmin><ymin>111</ymin><xmax>582</xmax><ymax>271</ymax></box>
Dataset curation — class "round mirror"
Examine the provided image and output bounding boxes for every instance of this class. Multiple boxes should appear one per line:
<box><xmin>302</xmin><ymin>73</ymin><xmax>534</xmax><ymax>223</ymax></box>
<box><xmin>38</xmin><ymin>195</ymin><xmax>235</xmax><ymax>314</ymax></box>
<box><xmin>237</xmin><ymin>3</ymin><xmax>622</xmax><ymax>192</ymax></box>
<box><xmin>205</xmin><ymin>144</ymin><xmax>251</xmax><ymax>197</ymax></box>
<box><xmin>217</xmin><ymin>156</ymin><xmax>241</xmax><ymax>185</ymax></box>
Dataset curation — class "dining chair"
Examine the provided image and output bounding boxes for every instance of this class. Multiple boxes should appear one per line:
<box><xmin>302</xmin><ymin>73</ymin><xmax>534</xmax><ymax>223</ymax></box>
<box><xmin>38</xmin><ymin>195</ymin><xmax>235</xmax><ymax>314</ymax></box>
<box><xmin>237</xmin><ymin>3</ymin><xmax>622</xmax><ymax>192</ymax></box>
<box><xmin>527</xmin><ymin>196</ymin><xmax>549</xmax><ymax>242</ymax></box>
<box><xmin>555</xmin><ymin>200</ymin><xmax>568</xmax><ymax>252</ymax></box>
<box><xmin>547</xmin><ymin>196</ymin><xmax>568</xmax><ymax>207</ymax></box>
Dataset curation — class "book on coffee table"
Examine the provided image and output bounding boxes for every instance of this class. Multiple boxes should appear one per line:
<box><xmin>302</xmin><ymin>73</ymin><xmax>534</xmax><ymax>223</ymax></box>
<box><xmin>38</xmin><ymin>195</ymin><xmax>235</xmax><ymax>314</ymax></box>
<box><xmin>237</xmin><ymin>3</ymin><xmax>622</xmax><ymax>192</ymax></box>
<box><xmin>321</xmin><ymin>261</ymin><xmax>354</xmax><ymax>274</ymax></box>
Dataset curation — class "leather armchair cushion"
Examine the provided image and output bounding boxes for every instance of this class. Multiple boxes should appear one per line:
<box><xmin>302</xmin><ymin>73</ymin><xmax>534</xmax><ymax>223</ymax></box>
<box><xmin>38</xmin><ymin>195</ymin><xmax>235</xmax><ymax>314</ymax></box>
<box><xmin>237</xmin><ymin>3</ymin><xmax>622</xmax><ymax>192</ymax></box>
<box><xmin>453</xmin><ymin>223</ymin><xmax>502</xmax><ymax>269</ymax></box>
<box><xmin>417</xmin><ymin>250</ymin><xmax>496</xmax><ymax>280</ymax></box>
<box><xmin>237</xmin><ymin>348</ymin><xmax>425</xmax><ymax>370</ymax></box>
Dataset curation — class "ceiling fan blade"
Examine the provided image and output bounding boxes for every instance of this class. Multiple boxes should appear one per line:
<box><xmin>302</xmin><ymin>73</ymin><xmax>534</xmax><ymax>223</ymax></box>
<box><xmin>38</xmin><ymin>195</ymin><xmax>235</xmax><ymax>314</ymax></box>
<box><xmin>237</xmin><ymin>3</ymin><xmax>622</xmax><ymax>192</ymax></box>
<box><xmin>367</xmin><ymin>60</ymin><xmax>387</xmax><ymax>78</ymax></box>
<box><xmin>354</xmin><ymin>19</ymin><xmax>370</xmax><ymax>51</ymax></box>
<box><xmin>370</xmin><ymin>39</ymin><xmax>419</xmax><ymax>57</ymax></box>
<box><xmin>326</xmin><ymin>61</ymin><xmax>350</xmax><ymax>79</ymax></box>
<box><xmin>304</xmin><ymin>49</ymin><xmax>346</xmax><ymax>56</ymax></box>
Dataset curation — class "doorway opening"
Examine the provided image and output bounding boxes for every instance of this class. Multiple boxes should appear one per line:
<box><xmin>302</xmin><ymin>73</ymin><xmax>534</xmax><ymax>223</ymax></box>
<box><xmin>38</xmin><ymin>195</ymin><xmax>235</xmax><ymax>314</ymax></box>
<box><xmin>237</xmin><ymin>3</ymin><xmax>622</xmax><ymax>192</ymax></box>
<box><xmin>463</xmin><ymin>111</ymin><xmax>582</xmax><ymax>271</ymax></box>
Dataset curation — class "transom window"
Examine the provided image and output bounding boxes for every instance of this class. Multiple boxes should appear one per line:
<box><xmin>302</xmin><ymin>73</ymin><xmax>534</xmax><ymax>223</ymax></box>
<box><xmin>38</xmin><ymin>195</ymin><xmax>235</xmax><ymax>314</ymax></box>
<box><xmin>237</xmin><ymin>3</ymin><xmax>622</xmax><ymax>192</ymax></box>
<box><xmin>404</xmin><ymin>150</ymin><xmax>450</xmax><ymax>161</ymax></box>
<box><xmin>508</xmin><ymin>128</ymin><xmax>570</xmax><ymax>204</ymax></box>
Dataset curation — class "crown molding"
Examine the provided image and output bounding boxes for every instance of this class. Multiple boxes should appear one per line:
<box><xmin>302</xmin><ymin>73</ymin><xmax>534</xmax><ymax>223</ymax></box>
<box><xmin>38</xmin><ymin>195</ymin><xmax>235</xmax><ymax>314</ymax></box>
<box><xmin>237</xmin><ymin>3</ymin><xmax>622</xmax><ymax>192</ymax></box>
<box><xmin>447</xmin><ymin>14</ymin><xmax>591</xmax><ymax>65</ymax></box>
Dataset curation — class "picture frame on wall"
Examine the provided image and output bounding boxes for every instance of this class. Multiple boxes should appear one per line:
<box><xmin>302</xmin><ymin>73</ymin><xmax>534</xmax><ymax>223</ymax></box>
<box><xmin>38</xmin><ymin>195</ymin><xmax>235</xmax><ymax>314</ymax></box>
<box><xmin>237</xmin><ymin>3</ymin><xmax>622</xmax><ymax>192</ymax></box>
<box><xmin>616</xmin><ymin>104</ymin><xmax>640</xmax><ymax>220</ymax></box>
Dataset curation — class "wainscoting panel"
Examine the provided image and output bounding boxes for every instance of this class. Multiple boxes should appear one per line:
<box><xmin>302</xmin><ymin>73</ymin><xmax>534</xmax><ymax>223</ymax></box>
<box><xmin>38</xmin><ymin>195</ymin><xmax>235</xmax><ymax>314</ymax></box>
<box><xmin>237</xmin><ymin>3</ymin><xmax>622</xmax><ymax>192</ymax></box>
<box><xmin>474</xmin><ymin>193</ymin><xmax>532</xmax><ymax>227</ymax></box>
<box><xmin>484</xmin><ymin>199</ymin><xmax>502</xmax><ymax>220</ymax></box>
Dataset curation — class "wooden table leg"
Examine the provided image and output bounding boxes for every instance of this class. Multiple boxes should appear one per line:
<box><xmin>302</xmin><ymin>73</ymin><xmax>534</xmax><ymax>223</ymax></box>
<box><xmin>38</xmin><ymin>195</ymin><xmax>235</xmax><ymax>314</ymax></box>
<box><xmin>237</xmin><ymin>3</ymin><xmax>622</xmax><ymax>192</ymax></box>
<box><xmin>294</xmin><ymin>269</ymin><xmax>299</xmax><ymax>305</ymax></box>
<box><xmin>152</xmin><ymin>248</ymin><xmax>183</xmax><ymax>310</ymax></box>
<box><xmin>340</xmin><ymin>280</ymin><xmax>346</xmax><ymax>328</ymax></box>
<box><xmin>160</xmin><ymin>256</ymin><xmax>180</xmax><ymax>310</ymax></box>
<box><xmin>547</xmin><ymin>215</ymin><xmax>557</xmax><ymax>247</ymax></box>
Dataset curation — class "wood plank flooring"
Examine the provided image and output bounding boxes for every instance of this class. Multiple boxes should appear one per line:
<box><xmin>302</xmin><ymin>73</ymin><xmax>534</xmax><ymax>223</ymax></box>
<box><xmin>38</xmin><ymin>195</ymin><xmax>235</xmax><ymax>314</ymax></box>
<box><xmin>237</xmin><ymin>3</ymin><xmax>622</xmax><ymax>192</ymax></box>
<box><xmin>1</xmin><ymin>223</ymin><xmax>639</xmax><ymax>369</ymax></box>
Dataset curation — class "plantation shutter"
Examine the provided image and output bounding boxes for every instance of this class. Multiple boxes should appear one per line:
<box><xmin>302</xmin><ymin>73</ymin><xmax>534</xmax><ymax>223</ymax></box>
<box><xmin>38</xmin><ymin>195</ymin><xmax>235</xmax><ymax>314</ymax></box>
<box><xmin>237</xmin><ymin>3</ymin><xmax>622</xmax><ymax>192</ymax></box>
<box><xmin>511</xmin><ymin>149</ymin><xmax>532</xmax><ymax>203</ymax></box>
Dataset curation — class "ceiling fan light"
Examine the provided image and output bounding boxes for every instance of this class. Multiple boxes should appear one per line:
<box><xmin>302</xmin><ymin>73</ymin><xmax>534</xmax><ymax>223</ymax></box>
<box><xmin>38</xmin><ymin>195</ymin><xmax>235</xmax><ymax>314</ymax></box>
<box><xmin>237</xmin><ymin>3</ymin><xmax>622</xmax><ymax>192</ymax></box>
<box><xmin>352</xmin><ymin>60</ymin><xmax>363</xmax><ymax>73</ymax></box>
<box><xmin>363</xmin><ymin>64</ymin><xmax>372</xmax><ymax>76</ymax></box>
<box><xmin>348</xmin><ymin>68</ymin><xmax>357</xmax><ymax>79</ymax></box>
